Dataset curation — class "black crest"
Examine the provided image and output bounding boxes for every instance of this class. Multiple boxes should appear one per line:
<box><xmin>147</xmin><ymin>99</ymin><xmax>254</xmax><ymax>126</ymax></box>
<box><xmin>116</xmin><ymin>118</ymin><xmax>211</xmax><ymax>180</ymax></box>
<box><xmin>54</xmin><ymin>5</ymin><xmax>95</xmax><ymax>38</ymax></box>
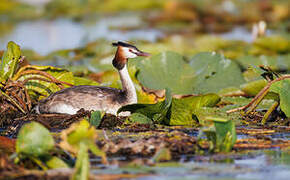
<box><xmin>112</xmin><ymin>41</ymin><xmax>138</xmax><ymax>50</ymax></box>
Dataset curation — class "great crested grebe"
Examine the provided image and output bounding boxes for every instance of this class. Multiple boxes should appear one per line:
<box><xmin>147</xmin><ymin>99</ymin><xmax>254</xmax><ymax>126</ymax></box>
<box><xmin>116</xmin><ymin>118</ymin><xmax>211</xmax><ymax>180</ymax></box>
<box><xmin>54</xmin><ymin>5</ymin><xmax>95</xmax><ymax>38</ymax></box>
<box><xmin>35</xmin><ymin>41</ymin><xmax>150</xmax><ymax>115</ymax></box>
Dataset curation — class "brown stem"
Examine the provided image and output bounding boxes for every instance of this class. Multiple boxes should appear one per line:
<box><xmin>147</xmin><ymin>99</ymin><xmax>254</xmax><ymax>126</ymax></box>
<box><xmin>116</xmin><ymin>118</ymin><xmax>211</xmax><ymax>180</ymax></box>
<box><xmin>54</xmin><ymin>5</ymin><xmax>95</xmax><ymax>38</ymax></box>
<box><xmin>227</xmin><ymin>75</ymin><xmax>290</xmax><ymax>113</ymax></box>
<box><xmin>9</xmin><ymin>91</ymin><xmax>27</xmax><ymax>112</ymax></box>
<box><xmin>0</xmin><ymin>90</ymin><xmax>26</xmax><ymax>114</ymax></box>
<box><xmin>261</xmin><ymin>101</ymin><xmax>279</xmax><ymax>125</ymax></box>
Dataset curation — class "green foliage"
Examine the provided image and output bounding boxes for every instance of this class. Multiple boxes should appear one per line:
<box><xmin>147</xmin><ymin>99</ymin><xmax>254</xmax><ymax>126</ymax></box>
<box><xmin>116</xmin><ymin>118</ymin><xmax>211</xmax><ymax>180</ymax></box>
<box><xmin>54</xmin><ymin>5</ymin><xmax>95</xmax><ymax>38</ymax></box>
<box><xmin>251</xmin><ymin>35</ymin><xmax>290</xmax><ymax>55</ymax></box>
<box><xmin>269</xmin><ymin>79</ymin><xmax>290</xmax><ymax>117</ymax></box>
<box><xmin>14</xmin><ymin>65</ymin><xmax>74</xmax><ymax>99</ymax></box>
<box><xmin>88</xmin><ymin>111</ymin><xmax>104</xmax><ymax>128</ymax></box>
<box><xmin>0</xmin><ymin>41</ymin><xmax>21</xmax><ymax>82</ymax></box>
<box><xmin>127</xmin><ymin>113</ymin><xmax>153</xmax><ymax>124</ymax></box>
<box><xmin>16</xmin><ymin>122</ymin><xmax>54</xmax><ymax>157</ymax></box>
<box><xmin>237</xmin><ymin>55</ymin><xmax>290</xmax><ymax>71</ymax></box>
<box><xmin>134</xmin><ymin>51</ymin><xmax>245</xmax><ymax>94</ymax></box>
<box><xmin>189</xmin><ymin>52</ymin><xmax>245</xmax><ymax>94</ymax></box>
<box><xmin>241</xmin><ymin>79</ymin><xmax>278</xmax><ymax>100</ymax></box>
<box><xmin>46</xmin><ymin>157</ymin><xmax>69</xmax><ymax>169</ymax></box>
<box><xmin>166</xmin><ymin>94</ymin><xmax>220</xmax><ymax>126</ymax></box>
<box><xmin>59</xmin><ymin>120</ymin><xmax>106</xmax><ymax>179</ymax></box>
<box><xmin>118</xmin><ymin>88</ymin><xmax>172</xmax><ymax>123</ymax></box>
<box><xmin>119</xmin><ymin>89</ymin><xmax>220</xmax><ymax>126</ymax></box>
<box><xmin>73</xmin><ymin>76</ymin><xmax>99</xmax><ymax>86</ymax></box>
<box><xmin>201</xmin><ymin>117</ymin><xmax>237</xmax><ymax>152</ymax></box>
<box><xmin>60</xmin><ymin>119</ymin><xmax>107</xmax><ymax>163</ymax></box>
<box><xmin>135</xmin><ymin>52</ymin><xmax>196</xmax><ymax>94</ymax></box>
<box><xmin>72</xmin><ymin>142</ymin><xmax>89</xmax><ymax>180</ymax></box>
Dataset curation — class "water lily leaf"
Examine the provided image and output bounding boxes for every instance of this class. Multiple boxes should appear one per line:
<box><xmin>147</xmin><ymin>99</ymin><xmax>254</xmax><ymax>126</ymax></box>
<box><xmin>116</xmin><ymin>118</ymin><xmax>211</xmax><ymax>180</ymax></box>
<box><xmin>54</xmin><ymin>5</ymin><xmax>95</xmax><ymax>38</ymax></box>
<box><xmin>127</xmin><ymin>113</ymin><xmax>153</xmax><ymax>124</ymax></box>
<box><xmin>73</xmin><ymin>76</ymin><xmax>99</xmax><ymax>86</ymax></box>
<box><xmin>0</xmin><ymin>41</ymin><xmax>21</xmax><ymax>81</ymax></box>
<box><xmin>203</xmin><ymin>117</ymin><xmax>237</xmax><ymax>152</ymax></box>
<box><xmin>167</xmin><ymin>94</ymin><xmax>220</xmax><ymax>126</ymax></box>
<box><xmin>46</xmin><ymin>156</ymin><xmax>69</xmax><ymax>169</ymax></box>
<box><xmin>16</xmin><ymin>122</ymin><xmax>54</xmax><ymax>157</ymax></box>
<box><xmin>213</xmin><ymin>118</ymin><xmax>237</xmax><ymax>152</ymax></box>
<box><xmin>269</xmin><ymin>79</ymin><xmax>290</xmax><ymax>117</ymax></box>
<box><xmin>241</xmin><ymin>79</ymin><xmax>278</xmax><ymax>100</ymax></box>
<box><xmin>89</xmin><ymin>110</ymin><xmax>104</xmax><ymax>128</ymax></box>
<box><xmin>59</xmin><ymin>120</ymin><xmax>107</xmax><ymax>163</ymax></box>
<box><xmin>237</xmin><ymin>55</ymin><xmax>290</xmax><ymax>71</ymax></box>
<box><xmin>135</xmin><ymin>52</ymin><xmax>196</xmax><ymax>94</ymax></box>
<box><xmin>118</xmin><ymin>88</ymin><xmax>172</xmax><ymax>123</ymax></box>
<box><xmin>189</xmin><ymin>52</ymin><xmax>245</xmax><ymax>94</ymax></box>
<box><xmin>251</xmin><ymin>35</ymin><xmax>290</xmax><ymax>55</ymax></box>
<box><xmin>15</xmin><ymin>65</ymin><xmax>74</xmax><ymax>99</ymax></box>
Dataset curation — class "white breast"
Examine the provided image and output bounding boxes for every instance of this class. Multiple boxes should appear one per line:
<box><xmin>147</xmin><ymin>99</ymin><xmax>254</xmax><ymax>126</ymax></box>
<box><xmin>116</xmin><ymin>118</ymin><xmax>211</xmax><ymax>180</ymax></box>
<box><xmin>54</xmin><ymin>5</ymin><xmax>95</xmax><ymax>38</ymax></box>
<box><xmin>49</xmin><ymin>104</ymin><xmax>79</xmax><ymax>115</ymax></box>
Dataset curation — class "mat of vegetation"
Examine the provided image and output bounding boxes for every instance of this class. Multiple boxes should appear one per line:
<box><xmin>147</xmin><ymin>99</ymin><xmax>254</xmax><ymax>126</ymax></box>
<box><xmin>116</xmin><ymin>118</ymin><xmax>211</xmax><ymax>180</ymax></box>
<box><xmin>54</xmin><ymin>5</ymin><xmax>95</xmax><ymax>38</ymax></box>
<box><xmin>0</xmin><ymin>0</ymin><xmax>289</xmax><ymax>180</ymax></box>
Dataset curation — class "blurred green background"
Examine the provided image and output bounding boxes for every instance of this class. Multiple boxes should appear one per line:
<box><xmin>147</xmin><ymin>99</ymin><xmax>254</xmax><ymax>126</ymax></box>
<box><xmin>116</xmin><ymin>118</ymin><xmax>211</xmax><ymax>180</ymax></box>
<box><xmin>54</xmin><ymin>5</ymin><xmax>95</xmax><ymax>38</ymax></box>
<box><xmin>0</xmin><ymin>0</ymin><xmax>289</xmax><ymax>73</ymax></box>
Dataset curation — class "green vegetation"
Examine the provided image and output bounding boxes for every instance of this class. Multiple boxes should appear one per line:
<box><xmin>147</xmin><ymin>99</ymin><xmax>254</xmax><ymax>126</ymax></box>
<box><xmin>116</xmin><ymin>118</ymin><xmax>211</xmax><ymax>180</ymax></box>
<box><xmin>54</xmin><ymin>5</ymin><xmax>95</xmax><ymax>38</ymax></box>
<box><xmin>0</xmin><ymin>0</ymin><xmax>289</xmax><ymax>179</ymax></box>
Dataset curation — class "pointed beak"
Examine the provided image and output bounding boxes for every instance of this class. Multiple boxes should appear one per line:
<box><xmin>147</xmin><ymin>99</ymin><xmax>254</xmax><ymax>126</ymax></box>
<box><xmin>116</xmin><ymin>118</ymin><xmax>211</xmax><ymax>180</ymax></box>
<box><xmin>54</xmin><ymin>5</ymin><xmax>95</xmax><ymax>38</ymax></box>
<box><xmin>136</xmin><ymin>51</ymin><xmax>151</xmax><ymax>57</ymax></box>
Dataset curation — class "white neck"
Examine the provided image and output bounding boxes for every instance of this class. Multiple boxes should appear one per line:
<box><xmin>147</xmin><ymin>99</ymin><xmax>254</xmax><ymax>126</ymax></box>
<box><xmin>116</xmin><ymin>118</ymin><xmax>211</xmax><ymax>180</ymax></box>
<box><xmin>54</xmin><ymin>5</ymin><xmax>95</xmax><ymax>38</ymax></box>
<box><xmin>118</xmin><ymin>64</ymin><xmax>137</xmax><ymax>104</ymax></box>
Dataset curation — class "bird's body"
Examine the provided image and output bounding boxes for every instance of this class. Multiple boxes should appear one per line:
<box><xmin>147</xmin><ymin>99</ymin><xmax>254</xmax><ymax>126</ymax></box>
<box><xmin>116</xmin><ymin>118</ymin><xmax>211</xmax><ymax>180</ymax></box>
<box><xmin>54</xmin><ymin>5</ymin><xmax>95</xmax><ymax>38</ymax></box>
<box><xmin>36</xmin><ymin>86</ymin><xmax>126</xmax><ymax>115</ymax></box>
<box><xmin>35</xmin><ymin>42</ymin><xmax>149</xmax><ymax>115</ymax></box>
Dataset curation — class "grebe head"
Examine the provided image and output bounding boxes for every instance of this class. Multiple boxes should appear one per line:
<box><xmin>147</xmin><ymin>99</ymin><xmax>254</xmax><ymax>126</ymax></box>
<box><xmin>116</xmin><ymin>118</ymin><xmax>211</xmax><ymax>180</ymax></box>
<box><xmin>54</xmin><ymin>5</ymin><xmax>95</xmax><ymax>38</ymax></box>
<box><xmin>112</xmin><ymin>41</ymin><xmax>150</xmax><ymax>70</ymax></box>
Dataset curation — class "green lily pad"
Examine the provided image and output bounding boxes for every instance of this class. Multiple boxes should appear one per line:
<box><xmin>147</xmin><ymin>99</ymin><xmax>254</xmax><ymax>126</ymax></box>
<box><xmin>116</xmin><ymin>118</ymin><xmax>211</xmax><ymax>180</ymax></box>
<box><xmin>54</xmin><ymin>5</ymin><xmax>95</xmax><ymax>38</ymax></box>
<box><xmin>189</xmin><ymin>52</ymin><xmax>245</xmax><ymax>94</ymax></box>
<box><xmin>250</xmin><ymin>35</ymin><xmax>290</xmax><ymax>55</ymax></box>
<box><xmin>135</xmin><ymin>52</ymin><xmax>196</xmax><ymax>94</ymax></box>
<box><xmin>134</xmin><ymin>52</ymin><xmax>245</xmax><ymax>95</ymax></box>
<box><xmin>166</xmin><ymin>94</ymin><xmax>220</xmax><ymax>126</ymax></box>
<box><xmin>202</xmin><ymin>117</ymin><xmax>237</xmax><ymax>152</ymax></box>
<box><xmin>16</xmin><ymin>122</ymin><xmax>54</xmax><ymax>157</ymax></box>
<box><xmin>127</xmin><ymin>113</ymin><xmax>153</xmax><ymax>124</ymax></box>
<box><xmin>73</xmin><ymin>76</ymin><xmax>99</xmax><ymax>86</ymax></box>
<box><xmin>89</xmin><ymin>110</ymin><xmax>104</xmax><ymax>128</ymax></box>
<box><xmin>46</xmin><ymin>156</ymin><xmax>69</xmax><ymax>169</ymax></box>
<box><xmin>237</xmin><ymin>55</ymin><xmax>290</xmax><ymax>71</ymax></box>
<box><xmin>118</xmin><ymin>88</ymin><xmax>172</xmax><ymax>123</ymax></box>
<box><xmin>0</xmin><ymin>41</ymin><xmax>21</xmax><ymax>81</ymax></box>
<box><xmin>269</xmin><ymin>79</ymin><xmax>290</xmax><ymax>117</ymax></box>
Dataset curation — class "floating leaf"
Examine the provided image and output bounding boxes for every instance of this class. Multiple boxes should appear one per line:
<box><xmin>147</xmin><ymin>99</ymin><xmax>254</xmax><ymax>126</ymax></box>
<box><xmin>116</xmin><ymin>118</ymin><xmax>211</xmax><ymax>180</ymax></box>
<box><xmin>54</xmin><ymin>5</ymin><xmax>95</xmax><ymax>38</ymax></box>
<box><xmin>269</xmin><ymin>79</ymin><xmax>290</xmax><ymax>117</ymax></box>
<box><xmin>135</xmin><ymin>52</ymin><xmax>245</xmax><ymax>94</ymax></box>
<box><xmin>89</xmin><ymin>110</ymin><xmax>104</xmax><ymax>128</ymax></box>
<box><xmin>0</xmin><ymin>41</ymin><xmax>21</xmax><ymax>81</ymax></box>
<box><xmin>73</xmin><ymin>76</ymin><xmax>99</xmax><ymax>86</ymax></box>
<box><xmin>135</xmin><ymin>52</ymin><xmax>196</xmax><ymax>94</ymax></box>
<box><xmin>46</xmin><ymin>156</ymin><xmax>69</xmax><ymax>169</ymax></box>
<box><xmin>237</xmin><ymin>55</ymin><xmax>290</xmax><ymax>71</ymax></box>
<box><xmin>166</xmin><ymin>94</ymin><xmax>220</xmax><ymax>126</ymax></box>
<box><xmin>118</xmin><ymin>88</ymin><xmax>172</xmax><ymax>123</ymax></box>
<box><xmin>127</xmin><ymin>113</ymin><xmax>153</xmax><ymax>124</ymax></box>
<box><xmin>59</xmin><ymin>120</ymin><xmax>107</xmax><ymax>163</ymax></box>
<box><xmin>202</xmin><ymin>117</ymin><xmax>237</xmax><ymax>152</ymax></box>
<box><xmin>251</xmin><ymin>35</ymin><xmax>290</xmax><ymax>55</ymax></box>
<box><xmin>189</xmin><ymin>52</ymin><xmax>245</xmax><ymax>94</ymax></box>
<box><xmin>16</xmin><ymin>122</ymin><xmax>54</xmax><ymax>157</ymax></box>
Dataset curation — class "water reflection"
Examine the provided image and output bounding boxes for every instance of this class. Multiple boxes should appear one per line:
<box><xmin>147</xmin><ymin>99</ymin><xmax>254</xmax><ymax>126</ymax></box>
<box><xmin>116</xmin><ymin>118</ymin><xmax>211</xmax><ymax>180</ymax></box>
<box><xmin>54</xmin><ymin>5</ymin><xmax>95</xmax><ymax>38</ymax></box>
<box><xmin>0</xmin><ymin>16</ymin><xmax>163</xmax><ymax>55</ymax></box>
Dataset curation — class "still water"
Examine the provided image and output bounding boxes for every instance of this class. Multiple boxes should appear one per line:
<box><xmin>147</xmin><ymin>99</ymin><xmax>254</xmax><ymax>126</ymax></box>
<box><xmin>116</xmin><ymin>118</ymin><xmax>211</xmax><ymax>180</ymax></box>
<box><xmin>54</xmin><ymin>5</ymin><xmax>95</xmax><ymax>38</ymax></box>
<box><xmin>0</xmin><ymin>15</ymin><xmax>163</xmax><ymax>55</ymax></box>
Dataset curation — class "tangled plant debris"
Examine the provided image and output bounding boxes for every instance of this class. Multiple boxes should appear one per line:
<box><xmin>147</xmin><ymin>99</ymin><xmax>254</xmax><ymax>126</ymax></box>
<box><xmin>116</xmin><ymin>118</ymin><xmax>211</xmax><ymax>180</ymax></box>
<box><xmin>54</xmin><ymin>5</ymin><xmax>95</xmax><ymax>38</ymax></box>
<box><xmin>0</xmin><ymin>1</ymin><xmax>289</xmax><ymax>178</ymax></box>
<box><xmin>0</xmin><ymin>37</ymin><xmax>289</xmax><ymax>179</ymax></box>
